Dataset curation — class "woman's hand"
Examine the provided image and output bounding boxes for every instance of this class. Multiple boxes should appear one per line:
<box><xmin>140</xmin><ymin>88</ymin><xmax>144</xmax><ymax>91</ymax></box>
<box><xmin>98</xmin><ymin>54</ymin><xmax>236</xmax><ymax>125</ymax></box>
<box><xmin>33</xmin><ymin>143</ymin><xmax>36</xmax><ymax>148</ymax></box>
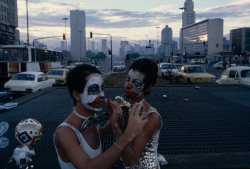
<box><xmin>106</xmin><ymin>98</ymin><xmax>122</xmax><ymax>126</ymax></box>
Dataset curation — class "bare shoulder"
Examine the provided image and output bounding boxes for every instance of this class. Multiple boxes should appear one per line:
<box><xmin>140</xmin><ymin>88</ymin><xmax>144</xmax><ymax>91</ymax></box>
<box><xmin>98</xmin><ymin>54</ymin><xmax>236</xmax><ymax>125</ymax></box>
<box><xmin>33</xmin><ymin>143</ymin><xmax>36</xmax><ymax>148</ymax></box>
<box><xmin>56</xmin><ymin>126</ymin><xmax>78</xmax><ymax>143</ymax></box>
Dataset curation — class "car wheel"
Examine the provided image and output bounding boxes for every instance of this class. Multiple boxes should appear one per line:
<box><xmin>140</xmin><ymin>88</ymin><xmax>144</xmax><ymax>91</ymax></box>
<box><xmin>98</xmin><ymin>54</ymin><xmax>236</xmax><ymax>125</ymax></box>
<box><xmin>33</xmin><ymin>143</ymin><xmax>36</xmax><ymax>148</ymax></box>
<box><xmin>177</xmin><ymin>76</ymin><xmax>184</xmax><ymax>84</ymax></box>
<box><xmin>187</xmin><ymin>78</ymin><xmax>192</xmax><ymax>84</ymax></box>
<box><xmin>52</xmin><ymin>83</ymin><xmax>56</xmax><ymax>87</ymax></box>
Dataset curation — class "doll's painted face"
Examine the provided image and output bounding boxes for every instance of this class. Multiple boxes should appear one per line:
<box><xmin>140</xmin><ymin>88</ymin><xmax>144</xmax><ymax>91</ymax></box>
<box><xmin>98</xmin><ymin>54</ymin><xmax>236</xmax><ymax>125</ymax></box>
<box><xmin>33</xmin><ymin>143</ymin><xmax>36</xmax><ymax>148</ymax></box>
<box><xmin>125</xmin><ymin>69</ymin><xmax>145</xmax><ymax>99</ymax></box>
<box><xmin>80</xmin><ymin>74</ymin><xmax>104</xmax><ymax>112</ymax></box>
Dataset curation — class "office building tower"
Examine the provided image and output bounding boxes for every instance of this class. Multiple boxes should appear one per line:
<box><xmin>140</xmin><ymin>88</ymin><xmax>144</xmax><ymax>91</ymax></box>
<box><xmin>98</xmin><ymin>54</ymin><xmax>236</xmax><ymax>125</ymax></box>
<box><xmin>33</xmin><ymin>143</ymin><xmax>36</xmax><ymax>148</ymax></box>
<box><xmin>230</xmin><ymin>27</ymin><xmax>250</xmax><ymax>54</ymax></box>
<box><xmin>61</xmin><ymin>41</ymin><xmax>66</xmax><ymax>51</ymax></box>
<box><xmin>160</xmin><ymin>25</ymin><xmax>173</xmax><ymax>58</ymax></box>
<box><xmin>70</xmin><ymin>10</ymin><xmax>86</xmax><ymax>61</ymax></box>
<box><xmin>101</xmin><ymin>39</ymin><xmax>108</xmax><ymax>56</ymax></box>
<box><xmin>0</xmin><ymin>0</ymin><xmax>19</xmax><ymax>45</ymax></box>
<box><xmin>182</xmin><ymin>0</ymin><xmax>195</xmax><ymax>28</ymax></box>
<box><xmin>180</xmin><ymin>18</ymin><xmax>223</xmax><ymax>59</ymax></box>
<box><xmin>119</xmin><ymin>41</ymin><xmax>131</xmax><ymax>59</ymax></box>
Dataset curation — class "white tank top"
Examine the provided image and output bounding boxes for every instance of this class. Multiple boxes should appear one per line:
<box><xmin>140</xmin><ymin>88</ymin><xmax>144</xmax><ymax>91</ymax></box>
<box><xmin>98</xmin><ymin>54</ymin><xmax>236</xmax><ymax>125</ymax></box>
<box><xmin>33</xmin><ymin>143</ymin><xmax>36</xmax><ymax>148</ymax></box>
<box><xmin>53</xmin><ymin>122</ymin><xmax>102</xmax><ymax>169</ymax></box>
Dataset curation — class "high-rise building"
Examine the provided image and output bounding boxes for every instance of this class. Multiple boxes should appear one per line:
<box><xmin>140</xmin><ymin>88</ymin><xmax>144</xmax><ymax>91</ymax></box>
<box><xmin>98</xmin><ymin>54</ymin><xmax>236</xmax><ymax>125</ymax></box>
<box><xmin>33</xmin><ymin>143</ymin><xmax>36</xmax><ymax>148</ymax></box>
<box><xmin>101</xmin><ymin>39</ymin><xmax>108</xmax><ymax>56</ymax></box>
<box><xmin>70</xmin><ymin>10</ymin><xmax>86</xmax><ymax>61</ymax></box>
<box><xmin>91</xmin><ymin>41</ymin><xmax>95</xmax><ymax>51</ymax></box>
<box><xmin>61</xmin><ymin>41</ymin><xmax>66</xmax><ymax>51</ymax></box>
<box><xmin>182</xmin><ymin>0</ymin><xmax>195</xmax><ymax>28</ymax></box>
<box><xmin>119</xmin><ymin>41</ymin><xmax>130</xmax><ymax>59</ymax></box>
<box><xmin>230</xmin><ymin>27</ymin><xmax>250</xmax><ymax>55</ymax></box>
<box><xmin>0</xmin><ymin>0</ymin><xmax>19</xmax><ymax>45</ymax></box>
<box><xmin>160</xmin><ymin>25</ymin><xmax>173</xmax><ymax>57</ymax></box>
<box><xmin>180</xmin><ymin>19</ymin><xmax>224</xmax><ymax>58</ymax></box>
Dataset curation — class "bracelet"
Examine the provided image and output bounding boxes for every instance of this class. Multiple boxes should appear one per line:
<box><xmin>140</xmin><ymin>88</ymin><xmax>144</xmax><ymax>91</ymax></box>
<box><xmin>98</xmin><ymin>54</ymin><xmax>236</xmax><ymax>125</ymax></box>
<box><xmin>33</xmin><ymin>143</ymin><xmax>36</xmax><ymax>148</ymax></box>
<box><xmin>114</xmin><ymin>142</ymin><xmax>123</xmax><ymax>151</ymax></box>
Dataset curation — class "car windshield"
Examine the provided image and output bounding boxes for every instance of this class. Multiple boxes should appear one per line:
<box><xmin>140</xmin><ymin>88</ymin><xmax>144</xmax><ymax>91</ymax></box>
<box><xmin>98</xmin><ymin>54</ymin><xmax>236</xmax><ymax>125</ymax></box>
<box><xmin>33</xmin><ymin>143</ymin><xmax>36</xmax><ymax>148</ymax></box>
<box><xmin>241</xmin><ymin>70</ymin><xmax>250</xmax><ymax>78</ymax></box>
<box><xmin>12</xmin><ymin>74</ymin><xmax>35</xmax><ymax>81</ymax></box>
<box><xmin>162</xmin><ymin>64</ymin><xmax>177</xmax><ymax>69</ymax></box>
<box><xmin>188</xmin><ymin>67</ymin><xmax>205</xmax><ymax>73</ymax></box>
<box><xmin>48</xmin><ymin>70</ymin><xmax>64</xmax><ymax>76</ymax></box>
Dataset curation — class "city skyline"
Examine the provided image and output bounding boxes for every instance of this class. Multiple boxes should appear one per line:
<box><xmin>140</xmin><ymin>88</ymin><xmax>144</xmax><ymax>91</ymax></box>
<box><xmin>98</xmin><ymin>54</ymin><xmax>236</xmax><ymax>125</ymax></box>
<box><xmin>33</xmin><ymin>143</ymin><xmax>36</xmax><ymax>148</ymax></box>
<box><xmin>17</xmin><ymin>0</ymin><xmax>250</xmax><ymax>51</ymax></box>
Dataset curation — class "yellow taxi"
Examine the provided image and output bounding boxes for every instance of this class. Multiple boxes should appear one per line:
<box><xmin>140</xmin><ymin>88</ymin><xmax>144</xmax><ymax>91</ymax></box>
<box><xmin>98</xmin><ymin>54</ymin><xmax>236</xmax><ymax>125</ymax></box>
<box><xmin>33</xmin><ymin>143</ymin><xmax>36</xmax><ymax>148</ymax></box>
<box><xmin>174</xmin><ymin>65</ymin><xmax>216</xmax><ymax>84</ymax></box>
<box><xmin>46</xmin><ymin>68</ymin><xmax>69</xmax><ymax>84</ymax></box>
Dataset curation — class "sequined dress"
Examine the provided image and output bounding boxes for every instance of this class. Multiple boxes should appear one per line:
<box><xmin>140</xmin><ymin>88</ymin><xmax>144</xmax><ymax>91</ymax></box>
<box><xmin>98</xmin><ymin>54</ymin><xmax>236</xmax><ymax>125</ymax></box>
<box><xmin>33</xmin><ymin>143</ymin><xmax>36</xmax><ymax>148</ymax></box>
<box><xmin>123</xmin><ymin>107</ymin><xmax>162</xmax><ymax>169</ymax></box>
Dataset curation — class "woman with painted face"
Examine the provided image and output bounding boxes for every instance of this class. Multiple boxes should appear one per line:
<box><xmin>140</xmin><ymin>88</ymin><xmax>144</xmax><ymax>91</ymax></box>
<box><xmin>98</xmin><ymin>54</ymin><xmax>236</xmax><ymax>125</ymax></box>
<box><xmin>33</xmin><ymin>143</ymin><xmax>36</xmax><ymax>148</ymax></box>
<box><xmin>112</xmin><ymin>58</ymin><xmax>163</xmax><ymax>169</ymax></box>
<box><xmin>54</xmin><ymin>64</ymin><xmax>148</xmax><ymax>169</ymax></box>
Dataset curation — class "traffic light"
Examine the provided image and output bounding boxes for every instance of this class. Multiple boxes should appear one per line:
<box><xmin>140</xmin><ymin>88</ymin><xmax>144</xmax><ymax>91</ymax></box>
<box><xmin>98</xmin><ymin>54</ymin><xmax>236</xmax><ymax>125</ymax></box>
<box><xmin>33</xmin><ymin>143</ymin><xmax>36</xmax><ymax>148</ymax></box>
<box><xmin>63</xmin><ymin>33</ymin><xmax>65</xmax><ymax>40</ymax></box>
<box><xmin>108</xmin><ymin>49</ymin><xmax>112</xmax><ymax>55</ymax></box>
<box><xmin>216</xmin><ymin>43</ymin><xmax>218</xmax><ymax>48</ymax></box>
<box><xmin>90</xmin><ymin>32</ymin><xmax>93</xmax><ymax>38</ymax></box>
<box><xmin>149</xmin><ymin>40</ymin><xmax>151</xmax><ymax>43</ymax></box>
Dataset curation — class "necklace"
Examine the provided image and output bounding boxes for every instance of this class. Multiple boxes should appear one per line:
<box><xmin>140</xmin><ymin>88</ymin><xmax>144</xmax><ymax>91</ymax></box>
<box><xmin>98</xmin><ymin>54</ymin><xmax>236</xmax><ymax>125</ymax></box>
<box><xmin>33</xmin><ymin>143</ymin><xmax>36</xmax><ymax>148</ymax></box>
<box><xmin>73</xmin><ymin>109</ymin><xmax>88</xmax><ymax>120</ymax></box>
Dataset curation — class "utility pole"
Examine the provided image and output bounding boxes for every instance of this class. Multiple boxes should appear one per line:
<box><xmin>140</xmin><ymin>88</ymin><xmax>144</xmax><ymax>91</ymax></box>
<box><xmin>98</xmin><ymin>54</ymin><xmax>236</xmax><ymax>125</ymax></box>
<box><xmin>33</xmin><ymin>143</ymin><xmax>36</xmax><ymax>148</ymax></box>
<box><xmin>26</xmin><ymin>0</ymin><xmax>29</xmax><ymax>45</ymax></box>
<box><xmin>63</xmin><ymin>18</ymin><xmax>69</xmax><ymax>57</ymax></box>
<box><xmin>156</xmin><ymin>27</ymin><xmax>160</xmax><ymax>58</ymax></box>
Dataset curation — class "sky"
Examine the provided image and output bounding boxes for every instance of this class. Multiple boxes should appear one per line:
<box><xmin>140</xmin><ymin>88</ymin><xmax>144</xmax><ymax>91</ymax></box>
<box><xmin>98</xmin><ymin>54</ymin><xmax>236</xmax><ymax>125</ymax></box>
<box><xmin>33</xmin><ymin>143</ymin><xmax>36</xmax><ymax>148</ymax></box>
<box><xmin>17</xmin><ymin>0</ymin><xmax>250</xmax><ymax>53</ymax></box>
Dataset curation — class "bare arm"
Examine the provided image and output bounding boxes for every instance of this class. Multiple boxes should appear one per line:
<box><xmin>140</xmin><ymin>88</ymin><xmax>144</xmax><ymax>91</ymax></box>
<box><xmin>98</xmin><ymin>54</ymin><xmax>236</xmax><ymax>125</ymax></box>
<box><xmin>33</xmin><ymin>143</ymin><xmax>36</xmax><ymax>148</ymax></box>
<box><xmin>119</xmin><ymin>113</ymin><xmax>161</xmax><ymax>166</ymax></box>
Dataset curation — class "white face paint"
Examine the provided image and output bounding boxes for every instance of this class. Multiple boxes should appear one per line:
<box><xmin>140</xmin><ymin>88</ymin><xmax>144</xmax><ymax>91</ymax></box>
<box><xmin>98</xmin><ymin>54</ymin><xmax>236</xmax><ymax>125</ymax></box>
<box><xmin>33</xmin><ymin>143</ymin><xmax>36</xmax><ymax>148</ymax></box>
<box><xmin>125</xmin><ymin>70</ymin><xmax>145</xmax><ymax>99</ymax></box>
<box><xmin>80</xmin><ymin>74</ymin><xmax>105</xmax><ymax>112</ymax></box>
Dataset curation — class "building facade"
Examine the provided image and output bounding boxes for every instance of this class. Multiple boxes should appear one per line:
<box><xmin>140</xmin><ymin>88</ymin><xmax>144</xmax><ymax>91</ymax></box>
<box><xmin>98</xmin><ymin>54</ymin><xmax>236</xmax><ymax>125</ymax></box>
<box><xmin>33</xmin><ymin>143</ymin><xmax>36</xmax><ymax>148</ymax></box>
<box><xmin>182</xmin><ymin>0</ymin><xmax>195</xmax><ymax>28</ymax></box>
<box><xmin>70</xmin><ymin>10</ymin><xmax>86</xmax><ymax>61</ymax></box>
<box><xmin>159</xmin><ymin>25</ymin><xmax>173</xmax><ymax>58</ymax></box>
<box><xmin>180</xmin><ymin>19</ymin><xmax>223</xmax><ymax>59</ymax></box>
<box><xmin>101</xmin><ymin>39</ymin><xmax>108</xmax><ymax>56</ymax></box>
<box><xmin>0</xmin><ymin>0</ymin><xmax>19</xmax><ymax>45</ymax></box>
<box><xmin>230</xmin><ymin>27</ymin><xmax>250</xmax><ymax>54</ymax></box>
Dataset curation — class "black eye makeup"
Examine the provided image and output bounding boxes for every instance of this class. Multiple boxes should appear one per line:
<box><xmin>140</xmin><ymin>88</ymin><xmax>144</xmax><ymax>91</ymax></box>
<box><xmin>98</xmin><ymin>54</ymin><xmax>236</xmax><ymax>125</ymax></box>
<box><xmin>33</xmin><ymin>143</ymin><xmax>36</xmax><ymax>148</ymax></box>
<box><xmin>101</xmin><ymin>83</ymin><xmax>104</xmax><ymax>91</ymax></box>
<box><xmin>132</xmin><ymin>79</ymin><xmax>143</xmax><ymax>89</ymax></box>
<box><xmin>88</xmin><ymin>84</ymin><xmax>100</xmax><ymax>95</ymax></box>
<box><xmin>126</xmin><ymin>75</ymin><xmax>130</xmax><ymax>83</ymax></box>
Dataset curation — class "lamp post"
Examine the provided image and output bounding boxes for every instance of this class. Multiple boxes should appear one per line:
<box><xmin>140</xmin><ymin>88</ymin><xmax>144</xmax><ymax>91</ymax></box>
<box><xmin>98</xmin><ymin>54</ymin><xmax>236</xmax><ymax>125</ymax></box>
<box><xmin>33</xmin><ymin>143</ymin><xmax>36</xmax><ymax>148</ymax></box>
<box><xmin>63</xmin><ymin>18</ymin><xmax>69</xmax><ymax>57</ymax></box>
<box><xmin>145</xmin><ymin>35</ymin><xmax>148</xmax><ymax>56</ymax></box>
<box><xmin>79</xmin><ymin>31</ymin><xmax>82</xmax><ymax>62</ymax></box>
<box><xmin>156</xmin><ymin>27</ymin><xmax>160</xmax><ymax>58</ymax></box>
<box><xmin>26</xmin><ymin>0</ymin><xmax>29</xmax><ymax>45</ymax></box>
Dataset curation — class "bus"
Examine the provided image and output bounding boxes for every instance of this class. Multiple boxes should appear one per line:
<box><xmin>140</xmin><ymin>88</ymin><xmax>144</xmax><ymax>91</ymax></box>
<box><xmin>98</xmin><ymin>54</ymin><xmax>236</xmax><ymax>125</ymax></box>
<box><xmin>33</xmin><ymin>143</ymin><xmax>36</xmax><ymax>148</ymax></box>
<box><xmin>0</xmin><ymin>45</ymin><xmax>64</xmax><ymax>78</ymax></box>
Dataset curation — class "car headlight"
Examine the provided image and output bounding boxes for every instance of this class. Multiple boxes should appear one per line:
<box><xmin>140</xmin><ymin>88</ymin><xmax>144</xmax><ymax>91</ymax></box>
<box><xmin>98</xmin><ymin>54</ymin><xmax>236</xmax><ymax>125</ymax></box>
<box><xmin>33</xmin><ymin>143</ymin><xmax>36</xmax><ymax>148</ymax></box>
<box><xmin>211</xmin><ymin>78</ymin><xmax>216</xmax><ymax>82</ymax></box>
<box><xmin>195</xmin><ymin>78</ymin><xmax>201</xmax><ymax>82</ymax></box>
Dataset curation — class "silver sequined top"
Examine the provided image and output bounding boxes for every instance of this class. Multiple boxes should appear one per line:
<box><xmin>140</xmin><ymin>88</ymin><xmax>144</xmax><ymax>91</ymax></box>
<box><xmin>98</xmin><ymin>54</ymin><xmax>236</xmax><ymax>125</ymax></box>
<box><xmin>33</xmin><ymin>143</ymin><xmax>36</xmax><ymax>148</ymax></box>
<box><xmin>123</xmin><ymin>107</ymin><xmax>162</xmax><ymax>169</ymax></box>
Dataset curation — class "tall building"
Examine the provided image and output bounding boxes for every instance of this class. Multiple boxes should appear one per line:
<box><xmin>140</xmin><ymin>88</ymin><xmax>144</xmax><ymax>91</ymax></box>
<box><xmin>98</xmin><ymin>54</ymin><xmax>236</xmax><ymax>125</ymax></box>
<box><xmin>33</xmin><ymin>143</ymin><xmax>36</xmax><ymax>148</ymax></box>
<box><xmin>230</xmin><ymin>27</ymin><xmax>250</xmax><ymax>54</ymax></box>
<box><xmin>180</xmin><ymin>19</ymin><xmax>223</xmax><ymax>59</ymax></box>
<box><xmin>70</xmin><ymin>10</ymin><xmax>86</xmax><ymax>61</ymax></box>
<box><xmin>101</xmin><ymin>39</ymin><xmax>108</xmax><ymax>56</ymax></box>
<box><xmin>0</xmin><ymin>0</ymin><xmax>19</xmax><ymax>45</ymax></box>
<box><xmin>160</xmin><ymin>25</ymin><xmax>173</xmax><ymax>57</ymax></box>
<box><xmin>119</xmin><ymin>41</ymin><xmax>130</xmax><ymax>59</ymax></box>
<box><xmin>182</xmin><ymin>0</ymin><xmax>195</xmax><ymax>28</ymax></box>
<box><xmin>61</xmin><ymin>41</ymin><xmax>66</xmax><ymax>51</ymax></box>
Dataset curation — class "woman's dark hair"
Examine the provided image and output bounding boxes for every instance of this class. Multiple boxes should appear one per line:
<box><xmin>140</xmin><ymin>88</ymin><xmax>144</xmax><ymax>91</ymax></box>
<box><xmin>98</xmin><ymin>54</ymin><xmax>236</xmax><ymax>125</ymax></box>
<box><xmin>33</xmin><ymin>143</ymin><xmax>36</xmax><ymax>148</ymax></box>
<box><xmin>66</xmin><ymin>64</ymin><xmax>101</xmax><ymax>105</ymax></box>
<box><xmin>129</xmin><ymin>58</ymin><xmax>158</xmax><ymax>95</ymax></box>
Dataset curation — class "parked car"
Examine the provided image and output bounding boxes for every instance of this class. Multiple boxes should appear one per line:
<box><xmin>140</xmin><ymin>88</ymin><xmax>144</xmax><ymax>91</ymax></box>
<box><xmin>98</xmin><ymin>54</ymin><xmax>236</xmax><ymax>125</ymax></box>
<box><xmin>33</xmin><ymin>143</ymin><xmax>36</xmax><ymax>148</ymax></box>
<box><xmin>157</xmin><ymin>63</ymin><xmax>178</xmax><ymax>78</ymax></box>
<box><xmin>64</xmin><ymin>65</ymin><xmax>75</xmax><ymax>71</ymax></box>
<box><xmin>174</xmin><ymin>65</ymin><xmax>216</xmax><ymax>84</ymax></box>
<box><xmin>215</xmin><ymin>66</ymin><xmax>250</xmax><ymax>86</ymax></box>
<box><xmin>4</xmin><ymin>72</ymin><xmax>55</xmax><ymax>93</ymax></box>
<box><xmin>47</xmin><ymin>68</ymin><xmax>69</xmax><ymax>84</ymax></box>
<box><xmin>113</xmin><ymin>65</ymin><xmax>125</xmax><ymax>72</ymax></box>
<box><xmin>213</xmin><ymin>61</ymin><xmax>236</xmax><ymax>69</ymax></box>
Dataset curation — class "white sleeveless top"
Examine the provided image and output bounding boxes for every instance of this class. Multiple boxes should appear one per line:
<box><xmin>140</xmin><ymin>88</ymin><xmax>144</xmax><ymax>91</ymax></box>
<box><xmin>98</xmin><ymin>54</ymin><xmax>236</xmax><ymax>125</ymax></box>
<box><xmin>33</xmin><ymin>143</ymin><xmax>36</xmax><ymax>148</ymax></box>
<box><xmin>53</xmin><ymin>122</ymin><xmax>102</xmax><ymax>169</ymax></box>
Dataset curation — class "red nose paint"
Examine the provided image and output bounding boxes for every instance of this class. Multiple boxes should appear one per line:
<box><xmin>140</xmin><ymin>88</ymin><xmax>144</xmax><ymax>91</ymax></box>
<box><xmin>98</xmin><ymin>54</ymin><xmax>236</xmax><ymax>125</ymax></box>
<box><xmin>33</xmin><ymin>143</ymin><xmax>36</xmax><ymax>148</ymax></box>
<box><xmin>126</xmin><ymin>83</ymin><xmax>133</xmax><ymax>90</ymax></box>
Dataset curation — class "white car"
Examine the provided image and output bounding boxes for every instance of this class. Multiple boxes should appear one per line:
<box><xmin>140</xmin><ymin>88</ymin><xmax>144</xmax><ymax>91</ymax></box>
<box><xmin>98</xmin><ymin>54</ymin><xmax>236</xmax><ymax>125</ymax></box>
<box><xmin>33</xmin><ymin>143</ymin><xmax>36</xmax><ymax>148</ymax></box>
<box><xmin>113</xmin><ymin>65</ymin><xmax>125</xmax><ymax>72</ymax></box>
<box><xmin>213</xmin><ymin>61</ymin><xmax>236</xmax><ymax>69</ymax></box>
<box><xmin>4</xmin><ymin>72</ymin><xmax>55</xmax><ymax>93</ymax></box>
<box><xmin>157</xmin><ymin>63</ymin><xmax>178</xmax><ymax>78</ymax></box>
<box><xmin>216</xmin><ymin>66</ymin><xmax>250</xmax><ymax>86</ymax></box>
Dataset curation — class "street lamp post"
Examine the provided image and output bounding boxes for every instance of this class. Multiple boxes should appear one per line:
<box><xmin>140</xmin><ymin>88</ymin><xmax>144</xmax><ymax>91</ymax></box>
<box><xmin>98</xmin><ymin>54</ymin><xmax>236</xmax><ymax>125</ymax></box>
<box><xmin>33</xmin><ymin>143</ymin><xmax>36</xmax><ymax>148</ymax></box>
<box><xmin>79</xmin><ymin>31</ymin><xmax>82</xmax><ymax>62</ymax></box>
<box><xmin>63</xmin><ymin>18</ymin><xmax>69</xmax><ymax>57</ymax></box>
<box><xmin>26</xmin><ymin>0</ymin><xmax>29</xmax><ymax>45</ymax></box>
<box><xmin>156</xmin><ymin>27</ymin><xmax>160</xmax><ymax>58</ymax></box>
